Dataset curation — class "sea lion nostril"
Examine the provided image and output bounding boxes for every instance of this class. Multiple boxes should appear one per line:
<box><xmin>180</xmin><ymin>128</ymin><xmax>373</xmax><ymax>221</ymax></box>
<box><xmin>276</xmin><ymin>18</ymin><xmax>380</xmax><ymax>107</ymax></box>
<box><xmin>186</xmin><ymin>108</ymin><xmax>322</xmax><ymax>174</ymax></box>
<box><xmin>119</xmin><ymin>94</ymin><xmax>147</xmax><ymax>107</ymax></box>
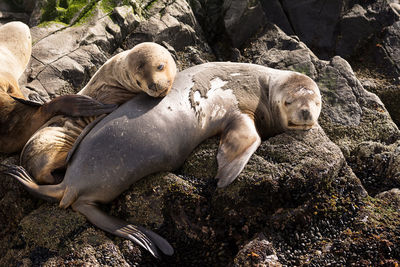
<box><xmin>148</xmin><ymin>83</ymin><xmax>157</xmax><ymax>91</ymax></box>
<box><xmin>301</xmin><ymin>109</ymin><xmax>311</xmax><ymax>120</ymax></box>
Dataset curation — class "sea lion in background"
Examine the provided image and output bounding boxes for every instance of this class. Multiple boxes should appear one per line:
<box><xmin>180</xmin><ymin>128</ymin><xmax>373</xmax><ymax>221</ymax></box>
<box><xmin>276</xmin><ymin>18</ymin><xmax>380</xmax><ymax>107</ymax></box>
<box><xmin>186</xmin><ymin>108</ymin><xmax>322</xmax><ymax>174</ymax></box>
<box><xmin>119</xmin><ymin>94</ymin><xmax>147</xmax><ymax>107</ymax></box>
<box><xmin>0</xmin><ymin>22</ymin><xmax>116</xmax><ymax>153</ymax></box>
<box><xmin>0</xmin><ymin>94</ymin><xmax>118</xmax><ymax>153</ymax></box>
<box><xmin>0</xmin><ymin>21</ymin><xmax>31</xmax><ymax>99</ymax></box>
<box><xmin>20</xmin><ymin>42</ymin><xmax>177</xmax><ymax>184</ymax></box>
<box><xmin>3</xmin><ymin>62</ymin><xmax>321</xmax><ymax>257</ymax></box>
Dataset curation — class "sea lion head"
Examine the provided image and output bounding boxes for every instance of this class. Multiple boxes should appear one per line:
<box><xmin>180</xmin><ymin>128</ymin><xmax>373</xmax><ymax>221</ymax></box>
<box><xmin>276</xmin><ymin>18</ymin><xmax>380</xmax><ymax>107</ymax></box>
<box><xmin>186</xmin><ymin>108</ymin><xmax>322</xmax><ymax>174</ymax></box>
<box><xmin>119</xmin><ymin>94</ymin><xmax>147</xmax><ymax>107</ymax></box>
<box><xmin>273</xmin><ymin>73</ymin><xmax>321</xmax><ymax>130</ymax></box>
<box><xmin>126</xmin><ymin>42</ymin><xmax>177</xmax><ymax>97</ymax></box>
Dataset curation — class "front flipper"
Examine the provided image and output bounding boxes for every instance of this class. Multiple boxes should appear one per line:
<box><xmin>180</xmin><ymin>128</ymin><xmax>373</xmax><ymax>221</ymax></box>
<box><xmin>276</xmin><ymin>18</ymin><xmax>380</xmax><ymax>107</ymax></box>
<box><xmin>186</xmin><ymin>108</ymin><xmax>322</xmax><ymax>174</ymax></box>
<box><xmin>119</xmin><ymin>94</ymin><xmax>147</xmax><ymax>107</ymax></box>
<box><xmin>43</xmin><ymin>95</ymin><xmax>118</xmax><ymax>117</ymax></box>
<box><xmin>11</xmin><ymin>95</ymin><xmax>43</xmax><ymax>106</ymax></box>
<box><xmin>72</xmin><ymin>201</ymin><xmax>174</xmax><ymax>258</ymax></box>
<box><xmin>216</xmin><ymin>113</ymin><xmax>261</xmax><ymax>188</ymax></box>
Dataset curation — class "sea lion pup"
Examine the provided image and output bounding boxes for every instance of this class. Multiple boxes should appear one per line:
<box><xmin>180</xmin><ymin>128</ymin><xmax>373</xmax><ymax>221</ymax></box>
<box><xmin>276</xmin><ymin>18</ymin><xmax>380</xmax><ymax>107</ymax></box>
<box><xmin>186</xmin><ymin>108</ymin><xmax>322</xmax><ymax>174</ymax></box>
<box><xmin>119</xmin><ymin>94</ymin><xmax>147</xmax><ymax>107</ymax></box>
<box><xmin>0</xmin><ymin>21</ymin><xmax>31</xmax><ymax>99</ymax></box>
<box><xmin>20</xmin><ymin>42</ymin><xmax>177</xmax><ymax>184</ymax></box>
<box><xmin>3</xmin><ymin>62</ymin><xmax>321</xmax><ymax>257</ymax></box>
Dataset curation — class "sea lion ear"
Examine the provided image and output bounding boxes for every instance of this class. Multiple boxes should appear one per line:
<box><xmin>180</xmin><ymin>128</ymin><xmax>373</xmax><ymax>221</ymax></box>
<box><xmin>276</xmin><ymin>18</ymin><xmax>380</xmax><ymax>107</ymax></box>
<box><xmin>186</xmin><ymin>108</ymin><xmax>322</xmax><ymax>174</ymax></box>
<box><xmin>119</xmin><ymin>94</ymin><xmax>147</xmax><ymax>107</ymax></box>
<box><xmin>216</xmin><ymin>113</ymin><xmax>261</xmax><ymax>188</ymax></box>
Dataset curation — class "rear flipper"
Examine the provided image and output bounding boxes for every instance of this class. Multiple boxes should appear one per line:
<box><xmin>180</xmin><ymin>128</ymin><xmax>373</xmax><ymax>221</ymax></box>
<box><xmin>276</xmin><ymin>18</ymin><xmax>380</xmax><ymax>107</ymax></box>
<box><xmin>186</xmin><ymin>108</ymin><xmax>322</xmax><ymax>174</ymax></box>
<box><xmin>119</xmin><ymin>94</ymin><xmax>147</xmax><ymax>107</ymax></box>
<box><xmin>43</xmin><ymin>95</ymin><xmax>118</xmax><ymax>117</ymax></box>
<box><xmin>72</xmin><ymin>201</ymin><xmax>174</xmax><ymax>258</ymax></box>
<box><xmin>216</xmin><ymin>113</ymin><xmax>261</xmax><ymax>188</ymax></box>
<box><xmin>1</xmin><ymin>164</ymin><xmax>64</xmax><ymax>202</ymax></box>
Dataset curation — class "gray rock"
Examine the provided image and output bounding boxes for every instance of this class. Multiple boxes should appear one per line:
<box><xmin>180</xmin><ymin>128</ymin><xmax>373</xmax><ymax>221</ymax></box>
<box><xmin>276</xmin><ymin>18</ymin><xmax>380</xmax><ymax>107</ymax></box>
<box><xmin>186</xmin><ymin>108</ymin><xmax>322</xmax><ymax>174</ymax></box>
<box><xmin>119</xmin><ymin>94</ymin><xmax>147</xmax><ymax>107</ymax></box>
<box><xmin>234</xmin><ymin>234</ymin><xmax>282</xmax><ymax>267</ymax></box>
<box><xmin>223</xmin><ymin>0</ymin><xmax>267</xmax><ymax>48</ymax></box>
<box><xmin>376</xmin><ymin>188</ymin><xmax>400</xmax><ymax>209</ymax></box>
<box><xmin>259</xmin><ymin>0</ymin><xmax>293</xmax><ymax>35</ymax></box>
<box><xmin>280</xmin><ymin>0</ymin><xmax>342</xmax><ymax>58</ymax></box>
<box><xmin>351</xmin><ymin>141</ymin><xmax>400</xmax><ymax>195</ymax></box>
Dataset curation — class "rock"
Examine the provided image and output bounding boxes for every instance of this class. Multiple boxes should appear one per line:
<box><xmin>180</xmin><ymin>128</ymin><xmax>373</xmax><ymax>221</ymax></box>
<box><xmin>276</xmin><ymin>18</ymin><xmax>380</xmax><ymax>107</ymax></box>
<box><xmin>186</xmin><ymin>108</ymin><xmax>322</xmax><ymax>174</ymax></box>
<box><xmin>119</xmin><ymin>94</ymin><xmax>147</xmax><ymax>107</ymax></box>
<box><xmin>351</xmin><ymin>141</ymin><xmax>400</xmax><ymax>196</ymax></box>
<box><xmin>223</xmin><ymin>0</ymin><xmax>267</xmax><ymax>48</ymax></box>
<box><xmin>376</xmin><ymin>188</ymin><xmax>400</xmax><ymax>208</ymax></box>
<box><xmin>279</xmin><ymin>0</ymin><xmax>343</xmax><ymax>59</ymax></box>
<box><xmin>1</xmin><ymin>0</ymin><xmax>400</xmax><ymax>265</ymax></box>
<box><xmin>259</xmin><ymin>0</ymin><xmax>293</xmax><ymax>35</ymax></box>
<box><xmin>233</xmin><ymin>234</ymin><xmax>282</xmax><ymax>267</ymax></box>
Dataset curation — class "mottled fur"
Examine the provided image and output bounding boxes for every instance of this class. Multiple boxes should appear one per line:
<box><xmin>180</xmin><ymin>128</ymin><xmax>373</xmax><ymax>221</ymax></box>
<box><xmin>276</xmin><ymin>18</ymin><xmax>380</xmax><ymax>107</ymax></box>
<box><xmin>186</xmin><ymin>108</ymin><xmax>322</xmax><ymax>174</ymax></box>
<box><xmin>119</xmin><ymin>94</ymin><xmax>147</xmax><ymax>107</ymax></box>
<box><xmin>21</xmin><ymin>42</ymin><xmax>177</xmax><ymax>184</ymax></box>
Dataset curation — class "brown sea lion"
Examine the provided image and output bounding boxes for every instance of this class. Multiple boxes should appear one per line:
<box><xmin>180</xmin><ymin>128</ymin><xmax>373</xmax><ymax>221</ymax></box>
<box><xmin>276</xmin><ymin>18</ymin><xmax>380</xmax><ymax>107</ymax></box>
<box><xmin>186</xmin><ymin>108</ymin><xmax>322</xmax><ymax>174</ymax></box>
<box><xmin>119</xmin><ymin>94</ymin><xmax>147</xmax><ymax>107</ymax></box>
<box><xmin>0</xmin><ymin>94</ymin><xmax>118</xmax><ymax>153</ymax></box>
<box><xmin>3</xmin><ymin>62</ymin><xmax>321</xmax><ymax>257</ymax></box>
<box><xmin>0</xmin><ymin>22</ymin><xmax>117</xmax><ymax>153</ymax></box>
<box><xmin>20</xmin><ymin>42</ymin><xmax>177</xmax><ymax>184</ymax></box>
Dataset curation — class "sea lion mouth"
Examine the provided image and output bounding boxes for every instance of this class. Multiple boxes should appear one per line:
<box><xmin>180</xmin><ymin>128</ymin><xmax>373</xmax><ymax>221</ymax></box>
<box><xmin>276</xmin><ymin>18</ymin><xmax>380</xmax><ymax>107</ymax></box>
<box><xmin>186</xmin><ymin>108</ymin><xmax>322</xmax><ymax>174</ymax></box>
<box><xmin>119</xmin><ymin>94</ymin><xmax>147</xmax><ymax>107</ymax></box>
<box><xmin>154</xmin><ymin>87</ymin><xmax>170</xmax><ymax>98</ymax></box>
<box><xmin>287</xmin><ymin>121</ymin><xmax>314</xmax><ymax>130</ymax></box>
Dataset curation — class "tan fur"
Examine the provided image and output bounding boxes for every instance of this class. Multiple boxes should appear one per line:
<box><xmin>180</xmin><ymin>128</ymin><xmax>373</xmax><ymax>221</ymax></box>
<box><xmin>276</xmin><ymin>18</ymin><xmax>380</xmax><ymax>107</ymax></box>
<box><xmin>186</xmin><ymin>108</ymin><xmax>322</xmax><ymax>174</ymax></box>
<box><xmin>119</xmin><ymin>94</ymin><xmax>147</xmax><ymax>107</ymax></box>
<box><xmin>272</xmin><ymin>72</ymin><xmax>321</xmax><ymax>130</ymax></box>
<box><xmin>21</xmin><ymin>42</ymin><xmax>177</xmax><ymax>184</ymax></box>
<box><xmin>0</xmin><ymin>22</ymin><xmax>38</xmax><ymax>153</ymax></box>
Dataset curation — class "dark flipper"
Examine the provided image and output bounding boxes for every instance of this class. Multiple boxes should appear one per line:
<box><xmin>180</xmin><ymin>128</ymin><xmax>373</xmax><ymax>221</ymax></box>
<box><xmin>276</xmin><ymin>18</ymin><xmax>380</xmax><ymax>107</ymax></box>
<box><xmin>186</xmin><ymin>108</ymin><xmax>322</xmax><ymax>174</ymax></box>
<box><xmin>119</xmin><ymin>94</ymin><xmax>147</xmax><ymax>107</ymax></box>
<box><xmin>1</xmin><ymin>164</ymin><xmax>63</xmax><ymax>202</ymax></box>
<box><xmin>43</xmin><ymin>95</ymin><xmax>117</xmax><ymax>117</ymax></box>
<box><xmin>72</xmin><ymin>201</ymin><xmax>174</xmax><ymax>258</ymax></box>
<box><xmin>216</xmin><ymin>114</ymin><xmax>261</xmax><ymax>188</ymax></box>
<box><xmin>11</xmin><ymin>95</ymin><xmax>42</xmax><ymax>106</ymax></box>
<box><xmin>66</xmin><ymin>114</ymin><xmax>107</xmax><ymax>164</ymax></box>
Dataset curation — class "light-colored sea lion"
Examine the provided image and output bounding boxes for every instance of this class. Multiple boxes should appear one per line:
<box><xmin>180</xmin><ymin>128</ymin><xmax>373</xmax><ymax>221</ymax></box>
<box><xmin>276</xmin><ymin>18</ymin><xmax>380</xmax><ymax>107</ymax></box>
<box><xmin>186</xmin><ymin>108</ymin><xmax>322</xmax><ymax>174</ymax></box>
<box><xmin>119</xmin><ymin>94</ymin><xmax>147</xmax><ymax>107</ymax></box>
<box><xmin>0</xmin><ymin>21</ymin><xmax>118</xmax><ymax>154</ymax></box>
<box><xmin>0</xmin><ymin>21</ymin><xmax>31</xmax><ymax>99</ymax></box>
<box><xmin>3</xmin><ymin>62</ymin><xmax>321</xmax><ymax>257</ymax></box>
<box><xmin>20</xmin><ymin>42</ymin><xmax>177</xmax><ymax>184</ymax></box>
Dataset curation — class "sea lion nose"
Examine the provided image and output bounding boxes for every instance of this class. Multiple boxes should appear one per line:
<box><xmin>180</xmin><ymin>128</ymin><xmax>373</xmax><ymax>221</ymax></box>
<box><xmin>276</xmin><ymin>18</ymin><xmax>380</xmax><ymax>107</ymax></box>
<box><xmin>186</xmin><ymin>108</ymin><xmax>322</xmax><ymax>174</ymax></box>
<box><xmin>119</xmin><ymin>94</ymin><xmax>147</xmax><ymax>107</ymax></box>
<box><xmin>301</xmin><ymin>109</ymin><xmax>311</xmax><ymax>120</ymax></box>
<box><xmin>148</xmin><ymin>83</ymin><xmax>157</xmax><ymax>91</ymax></box>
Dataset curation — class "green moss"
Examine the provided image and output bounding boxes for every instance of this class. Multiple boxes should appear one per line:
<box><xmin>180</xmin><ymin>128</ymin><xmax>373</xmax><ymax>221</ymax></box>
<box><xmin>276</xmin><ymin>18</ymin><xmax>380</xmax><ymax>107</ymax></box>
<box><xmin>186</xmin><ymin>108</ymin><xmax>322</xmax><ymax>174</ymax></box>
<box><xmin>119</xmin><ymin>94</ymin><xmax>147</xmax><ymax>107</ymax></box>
<box><xmin>362</xmin><ymin>197</ymin><xmax>400</xmax><ymax>231</ymax></box>
<box><xmin>100</xmin><ymin>0</ymin><xmax>128</xmax><ymax>13</ymax></box>
<box><xmin>144</xmin><ymin>0</ymin><xmax>159</xmax><ymax>10</ymax></box>
<box><xmin>40</xmin><ymin>0</ymin><xmax>99</xmax><ymax>26</ymax></box>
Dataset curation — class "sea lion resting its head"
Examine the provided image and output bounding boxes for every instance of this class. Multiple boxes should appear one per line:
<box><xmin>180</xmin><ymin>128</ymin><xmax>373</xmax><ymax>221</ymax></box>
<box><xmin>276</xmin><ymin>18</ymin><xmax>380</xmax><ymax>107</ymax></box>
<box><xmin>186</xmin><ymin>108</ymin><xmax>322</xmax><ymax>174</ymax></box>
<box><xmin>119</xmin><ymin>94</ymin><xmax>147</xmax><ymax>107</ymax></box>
<box><xmin>4</xmin><ymin>62</ymin><xmax>321</xmax><ymax>257</ymax></box>
<box><xmin>0</xmin><ymin>22</ymin><xmax>117</xmax><ymax>153</ymax></box>
<box><xmin>19</xmin><ymin>42</ymin><xmax>176</xmax><ymax>184</ymax></box>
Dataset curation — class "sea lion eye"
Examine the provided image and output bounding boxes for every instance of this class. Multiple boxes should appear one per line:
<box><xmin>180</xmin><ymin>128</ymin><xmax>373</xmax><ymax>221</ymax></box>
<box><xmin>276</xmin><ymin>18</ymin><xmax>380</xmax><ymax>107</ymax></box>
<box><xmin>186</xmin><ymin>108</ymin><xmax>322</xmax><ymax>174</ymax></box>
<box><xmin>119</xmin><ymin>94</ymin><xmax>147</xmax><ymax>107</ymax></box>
<box><xmin>284</xmin><ymin>100</ymin><xmax>291</xmax><ymax>106</ymax></box>
<box><xmin>157</xmin><ymin>64</ymin><xmax>164</xmax><ymax>71</ymax></box>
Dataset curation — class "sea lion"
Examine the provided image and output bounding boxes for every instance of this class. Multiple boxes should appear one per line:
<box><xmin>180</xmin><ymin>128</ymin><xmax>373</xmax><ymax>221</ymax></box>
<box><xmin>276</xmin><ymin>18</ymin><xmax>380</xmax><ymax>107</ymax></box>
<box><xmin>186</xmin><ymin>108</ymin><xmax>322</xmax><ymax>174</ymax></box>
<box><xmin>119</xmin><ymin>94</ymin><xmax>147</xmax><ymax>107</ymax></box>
<box><xmin>0</xmin><ymin>21</ymin><xmax>31</xmax><ymax>99</ymax></box>
<box><xmin>0</xmin><ymin>94</ymin><xmax>118</xmax><ymax>153</ymax></box>
<box><xmin>0</xmin><ymin>21</ymin><xmax>118</xmax><ymax>154</ymax></box>
<box><xmin>20</xmin><ymin>42</ymin><xmax>177</xmax><ymax>184</ymax></box>
<box><xmin>3</xmin><ymin>62</ymin><xmax>321</xmax><ymax>257</ymax></box>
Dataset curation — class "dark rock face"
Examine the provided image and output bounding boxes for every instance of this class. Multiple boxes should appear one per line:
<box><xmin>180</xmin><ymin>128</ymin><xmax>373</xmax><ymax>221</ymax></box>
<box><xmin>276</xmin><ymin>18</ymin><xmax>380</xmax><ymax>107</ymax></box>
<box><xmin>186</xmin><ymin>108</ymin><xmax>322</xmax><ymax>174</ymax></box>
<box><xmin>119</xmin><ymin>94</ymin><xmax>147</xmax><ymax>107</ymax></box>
<box><xmin>1</xmin><ymin>0</ymin><xmax>400</xmax><ymax>266</ymax></box>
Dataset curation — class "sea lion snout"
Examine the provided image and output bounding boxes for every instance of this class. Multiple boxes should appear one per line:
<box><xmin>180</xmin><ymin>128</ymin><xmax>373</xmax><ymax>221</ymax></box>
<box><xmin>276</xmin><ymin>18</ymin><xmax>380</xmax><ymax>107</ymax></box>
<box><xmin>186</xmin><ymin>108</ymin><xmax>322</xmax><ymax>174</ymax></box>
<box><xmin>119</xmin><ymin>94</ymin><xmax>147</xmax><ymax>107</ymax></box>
<box><xmin>301</xmin><ymin>109</ymin><xmax>312</xmax><ymax>121</ymax></box>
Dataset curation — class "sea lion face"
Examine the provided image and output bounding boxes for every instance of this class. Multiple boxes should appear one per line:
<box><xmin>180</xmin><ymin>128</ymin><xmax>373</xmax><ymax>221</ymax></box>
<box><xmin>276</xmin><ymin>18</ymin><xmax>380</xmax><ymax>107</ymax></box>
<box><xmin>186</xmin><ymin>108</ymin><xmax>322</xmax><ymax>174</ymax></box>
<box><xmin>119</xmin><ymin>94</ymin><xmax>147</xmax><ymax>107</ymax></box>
<box><xmin>275</xmin><ymin>73</ymin><xmax>322</xmax><ymax>130</ymax></box>
<box><xmin>127</xmin><ymin>42</ymin><xmax>177</xmax><ymax>97</ymax></box>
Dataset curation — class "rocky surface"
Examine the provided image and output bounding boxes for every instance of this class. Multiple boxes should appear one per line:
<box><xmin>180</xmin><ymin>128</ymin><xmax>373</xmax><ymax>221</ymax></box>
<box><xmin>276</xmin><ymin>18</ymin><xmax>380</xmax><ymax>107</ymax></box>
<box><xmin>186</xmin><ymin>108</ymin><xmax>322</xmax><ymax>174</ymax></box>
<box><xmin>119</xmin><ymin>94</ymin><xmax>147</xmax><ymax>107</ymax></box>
<box><xmin>1</xmin><ymin>0</ymin><xmax>400</xmax><ymax>266</ymax></box>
